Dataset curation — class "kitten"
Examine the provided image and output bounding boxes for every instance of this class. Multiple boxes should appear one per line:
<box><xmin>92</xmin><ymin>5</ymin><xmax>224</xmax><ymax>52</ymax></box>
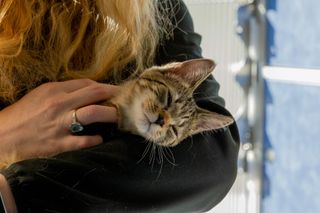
<box><xmin>108</xmin><ymin>58</ymin><xmax>234</xmax><ymax>147</ymax></box>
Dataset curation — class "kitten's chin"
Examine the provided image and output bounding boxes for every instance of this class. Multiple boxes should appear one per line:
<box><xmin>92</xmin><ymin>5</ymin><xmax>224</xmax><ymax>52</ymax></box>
<box><xmin>152</xmin><ymin>138</ymin><xmax>177</xmax><ymax>147</ymax></box>
<box><xmin>137</xmin><ymin>122</ymin><xmax>164</xmax><ymax>143</ymax></box>
<box><xmin>135</xmin><ymin>112</ymin><xmax>158</xmax><ymax>135</ymax></box>
<box><xmin>135</xmin><ymin>123</ymin><xmax>178</xmax><ymax>147</ymax></box>
<box><xmin>136</xmin><ymin>122</ymin><xmax>151</xmax><ymax>136</ymax></box>
<box><xmin>133</xmin><ymin>114</ymin><xmax>149</xmax><ymax>134</ymax></box>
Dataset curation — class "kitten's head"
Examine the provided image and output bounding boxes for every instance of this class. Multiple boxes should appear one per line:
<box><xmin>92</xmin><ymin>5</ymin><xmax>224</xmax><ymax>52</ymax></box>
<box><xmin>115</xmin><ymin>58</ymin><xmax>234</xmax><ymax>147</ymax></box>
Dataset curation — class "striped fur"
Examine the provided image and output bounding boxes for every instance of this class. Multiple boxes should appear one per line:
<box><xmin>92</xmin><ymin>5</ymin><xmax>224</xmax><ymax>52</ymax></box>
<box><xmin>108</xmin><ymin>58</ymin><xmax>234</xmax><ymax>147</ymax></box>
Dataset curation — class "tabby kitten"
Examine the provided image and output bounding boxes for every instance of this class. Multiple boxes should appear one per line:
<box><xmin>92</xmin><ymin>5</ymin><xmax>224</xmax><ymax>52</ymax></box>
<box><xmin>109</xmin><ymin>58</ymin><xmax>233</xmax><ymax>147</ymax></box>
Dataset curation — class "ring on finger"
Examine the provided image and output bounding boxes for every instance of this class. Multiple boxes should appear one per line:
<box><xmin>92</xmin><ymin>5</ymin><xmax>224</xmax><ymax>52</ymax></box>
<box><xmin>69</xmin><ymin>110</ymin><xmax>84</xmax><ymax>134</ymax></box>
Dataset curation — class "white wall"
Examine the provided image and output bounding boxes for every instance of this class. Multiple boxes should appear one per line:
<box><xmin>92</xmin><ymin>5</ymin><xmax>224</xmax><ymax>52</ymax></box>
<box><xmin>185</xmin><ymin>0</ymin><xmax>247</xmax><ymax>118</ymax></box>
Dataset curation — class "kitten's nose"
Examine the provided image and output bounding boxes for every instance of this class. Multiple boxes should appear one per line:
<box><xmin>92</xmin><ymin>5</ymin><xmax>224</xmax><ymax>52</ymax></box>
<box><xmin>155</xmin><ymin>115</ymin><xmax>165</xmax><ymax>127</ymax></box>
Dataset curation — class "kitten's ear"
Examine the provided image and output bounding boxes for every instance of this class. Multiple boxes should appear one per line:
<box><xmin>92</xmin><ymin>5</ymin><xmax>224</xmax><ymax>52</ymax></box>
<box><xmin>168</xmin><ymin>58</ymin><xmax>216</xmax><ymax>89</ymax></box>
<box><xmin>191</xmin><ymin>108</ymin><xmax>234</xmax><ymax>135</ymax></box>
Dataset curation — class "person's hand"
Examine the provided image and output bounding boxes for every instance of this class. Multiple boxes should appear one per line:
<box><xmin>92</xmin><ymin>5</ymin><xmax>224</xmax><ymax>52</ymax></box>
<box><xmin>0</xmin><ymin>174</ymin><xmax>17</xmax><ymax>213</ymax></box>
<box><xmin>0</xmin><ymin>79</ymin><xmax>119</xmax><ymax>168</ymax></box>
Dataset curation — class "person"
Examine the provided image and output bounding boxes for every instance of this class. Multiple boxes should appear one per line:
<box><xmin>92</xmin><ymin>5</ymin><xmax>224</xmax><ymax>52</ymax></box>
<box><xmin>0</xmin><ymin>0</ymin><xmax>240</xmax><ymax>212</ymax></box>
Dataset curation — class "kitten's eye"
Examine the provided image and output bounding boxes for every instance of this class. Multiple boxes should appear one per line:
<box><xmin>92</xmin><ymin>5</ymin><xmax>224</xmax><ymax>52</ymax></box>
<box><xmin>171</xmin><ymin>125</ymin><xmax>178</xmax><ymax>137</ymax></box>
<box><xmin>166</xmin><ymin>91</ymin><xmax>172</xmax><ymax>108</ymax></box>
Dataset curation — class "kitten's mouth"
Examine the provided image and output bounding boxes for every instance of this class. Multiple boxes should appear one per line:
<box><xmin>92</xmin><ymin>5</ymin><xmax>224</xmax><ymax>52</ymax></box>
<box><xmin>141</xmin><ymin>113</ymin><xmax>162</xmax><ymax>136</ymax></box>
<box><xmin>137</xmin><ymin>113</ymin><xmax>152</xmax><ymax>135</ymax></box>
<box><xmin>139</xmin><ymin>114</ymin><xmax>175</xmax><ymax>147</ymax></box>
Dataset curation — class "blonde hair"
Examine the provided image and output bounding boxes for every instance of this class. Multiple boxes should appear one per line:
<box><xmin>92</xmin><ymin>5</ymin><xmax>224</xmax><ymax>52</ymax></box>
<box><xmin>0</xmin><ymin>0</ymin><xmax>173</xmax><ymax>104</ymax></box>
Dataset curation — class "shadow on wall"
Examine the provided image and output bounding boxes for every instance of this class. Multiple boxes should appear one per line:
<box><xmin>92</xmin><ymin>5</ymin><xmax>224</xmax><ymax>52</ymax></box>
<box><xmin>266</xmin><ymin>0</ymin><xmax>276</xmax><ymax>64</ymax></box>
<box><xmin>266</xmin><ymin>0</ymin><xmax>320</xmax><ymax>69</ymax></box>
<box><xmin>262</xmin><ymin>80</ymin><xmax>273</xmax><ymax>199</ymax></box>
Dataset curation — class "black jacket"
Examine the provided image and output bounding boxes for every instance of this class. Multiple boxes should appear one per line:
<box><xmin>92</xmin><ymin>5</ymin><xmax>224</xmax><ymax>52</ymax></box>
<box><xmin>3</xmin><ymin>1</ymin><xmax>240</xmax><ymax>212</ymax></box>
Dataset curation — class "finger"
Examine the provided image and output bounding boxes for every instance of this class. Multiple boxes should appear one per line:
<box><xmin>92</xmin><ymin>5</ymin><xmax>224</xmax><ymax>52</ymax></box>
<box><xmin>75</xmin><ymin>104</ymin><xmax>118</xmax><ymax>125</ymax></box>
<box><xmin>54</xmin><ymin>79</ymin><xmax>96</xmax><ymax>93</ymax></box>
<box><xmin>0</xmin><ymin>174</ymin><xmax>18</xmax><ymax>213</ymax></box>
<box><xmin>64</xmin><ymin>84</ymin><xmax>119</xmax><ymax>109</ymax></box>
<box><xmin>61</xmin><ymin>135</ymin><xmax>103</xmax><ymax>152</ymax></box>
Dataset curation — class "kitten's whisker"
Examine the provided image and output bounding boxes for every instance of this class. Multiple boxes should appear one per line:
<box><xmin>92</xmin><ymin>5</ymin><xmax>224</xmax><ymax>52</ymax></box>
<box><xmin>157</xmin><ymin>145</ymin><xmax>163</xmax><ymax>164</ymax></box>
<box><xmin>195</xmin><ymin>95</ymin><xmax>218</xmax><ymax>101</ymax></box>
<box><xmin>137</xmin><ymin>141</ymin><xmax>152</xmax><ymax>164</ymax></box>
<box><xmin>192</xmin><ymin>91</ymin><xmax>202</xmax><ymax>96</ymax></box>
<box><xmin>190</xmin><ymin>136</ymin><xmax>194</xmax><ymax>149</ymax></box>
<box><xmin>156</xmin><ymin>145</ymin><xmax>160</xmax><ymax>164</ymax></box>
<box><xmin>149</xmin><ymin>143</ymin><xmax>157</xmax><ymax>170</ymax></box>
<box><xmin>163</xmin><ymin>147</ymin><xmax>176</xmax><ymax>166</ymax></box>
<box><xmin>155</xmin><ymin>145</ymin><xmax>165</xmax><ymax>180</ymax></box>
<box><xmin>149</xmin><ymin>143</ymin><xmax>154</xmax><ymax>164</ymax></box>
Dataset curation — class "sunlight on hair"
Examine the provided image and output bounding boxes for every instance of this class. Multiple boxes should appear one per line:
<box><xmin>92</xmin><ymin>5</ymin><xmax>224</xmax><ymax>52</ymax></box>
<box><xmin>0</xmin><ymin>0</ymin><xmax>175</xmax><ymax>104</ymax></box>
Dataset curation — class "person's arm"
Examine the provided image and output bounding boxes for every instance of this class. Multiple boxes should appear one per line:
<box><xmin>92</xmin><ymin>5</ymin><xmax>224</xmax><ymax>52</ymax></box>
<box><xmin>0</xmin><ymin>80</ymin><xmax>119</xmax><ymax>211</ymax></box>
<box><xmin>2</xmin><ymin>1</ymin><xmax>239</xmax><ymax>212</ymax></box>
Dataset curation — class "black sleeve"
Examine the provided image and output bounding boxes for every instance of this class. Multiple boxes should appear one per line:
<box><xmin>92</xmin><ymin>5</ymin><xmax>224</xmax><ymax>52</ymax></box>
<box><xmin>155</xmin><ymin>0</ymin><xmax>225</xmax><ymax>106</ymax></box>
<box><xmin>3</xmin><ymin>1</ymin><xmax>240</xmax><ymax>212</ymax></box>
